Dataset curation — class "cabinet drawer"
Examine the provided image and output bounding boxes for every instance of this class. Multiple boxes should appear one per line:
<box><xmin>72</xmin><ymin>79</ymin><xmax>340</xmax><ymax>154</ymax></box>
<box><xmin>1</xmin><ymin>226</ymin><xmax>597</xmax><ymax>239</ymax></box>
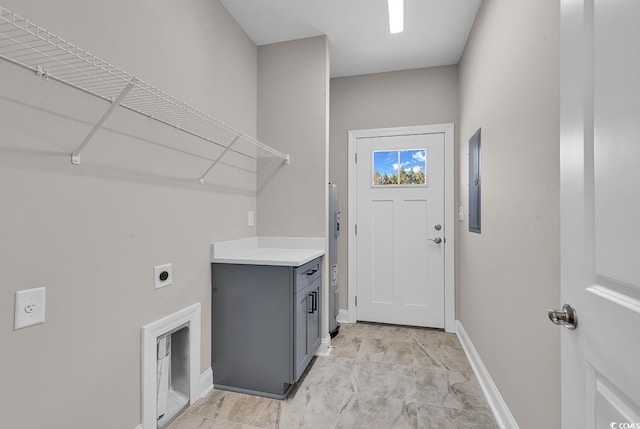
<box><xmin>294</xmin><ymin>257</ymin><xmax>322</xmax><ymax>292</ymax></box>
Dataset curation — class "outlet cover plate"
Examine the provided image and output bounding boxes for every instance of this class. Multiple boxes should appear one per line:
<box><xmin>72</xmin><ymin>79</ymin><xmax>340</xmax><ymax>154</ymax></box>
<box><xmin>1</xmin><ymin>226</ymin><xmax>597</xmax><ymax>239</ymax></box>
<box><xmin>154</xmin><ymin>263</ymin><xmax>173</xmax><ymax>289</ymax></box>
<box><xmin>15</xmin><ymin>287</ymin><xmax>46</xmax><ymax>330</ymax></box>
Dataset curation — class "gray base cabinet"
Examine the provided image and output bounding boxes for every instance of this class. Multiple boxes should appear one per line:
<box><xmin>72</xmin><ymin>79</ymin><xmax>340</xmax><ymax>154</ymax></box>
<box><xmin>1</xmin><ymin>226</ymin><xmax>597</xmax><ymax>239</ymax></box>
<box><xmin>211</xmin><ymin>257</ymin><xmax>322</xmax><ymax>399</ymax></box>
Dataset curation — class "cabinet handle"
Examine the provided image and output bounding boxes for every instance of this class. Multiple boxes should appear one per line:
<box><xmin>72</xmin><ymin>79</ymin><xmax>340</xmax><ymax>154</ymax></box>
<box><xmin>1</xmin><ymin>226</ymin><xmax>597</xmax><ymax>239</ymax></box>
<box><xmin>306</xmin><ymin>269</ymin><xmax>318</xmax><ymax>276</ymax></box>
<box><xmin>308</xmin><ymin>293</ymin><xmax>314</xmax><ymax>313</ymax></box>
<box><xmin>312</xmin><ymin>291</ymin><xmax>318</xmax><ymax>312</ymax></box>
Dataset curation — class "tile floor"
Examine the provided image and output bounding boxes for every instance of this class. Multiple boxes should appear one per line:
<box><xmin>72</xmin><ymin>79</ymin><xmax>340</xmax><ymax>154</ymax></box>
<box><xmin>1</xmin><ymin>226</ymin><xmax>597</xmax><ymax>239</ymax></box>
<box><xmin>168</xmin><ymin>322</ymin><xmax>499</xmax><ymax>429</ymax></box>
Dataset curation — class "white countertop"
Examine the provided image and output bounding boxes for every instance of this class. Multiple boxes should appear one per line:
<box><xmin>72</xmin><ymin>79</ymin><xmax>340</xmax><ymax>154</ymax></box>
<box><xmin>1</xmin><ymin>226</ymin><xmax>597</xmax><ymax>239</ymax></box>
<box><xmin>211</xmin><ymin>237</ymin><xmax>325</xmax><ymax>266</ymax></box>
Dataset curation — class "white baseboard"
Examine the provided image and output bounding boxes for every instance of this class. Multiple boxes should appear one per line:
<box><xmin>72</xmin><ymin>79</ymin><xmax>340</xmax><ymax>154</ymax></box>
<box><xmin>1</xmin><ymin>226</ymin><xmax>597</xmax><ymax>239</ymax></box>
<box><xmin>337</xmin><ymin>309</ymin><xmax>350</xmax><ymax>324</ymax></box>
<box><xmin>133</xmin><ymin>426</ymin><xmax>142</xmax><ymax>429</ymax></box>
<box><xmin>456</xmin><ymin>320</ymin><xmax>519</xmax><ymax>429</ymax></box>
<box><xmin>315</xmin><ymin>335</ymin><xmax>332</xmax><ymax>356</ymax></box>
<box><xmin>200</xmin><ymin>367</ymin><xmax>213</xmax><ymax>399</ymax></box>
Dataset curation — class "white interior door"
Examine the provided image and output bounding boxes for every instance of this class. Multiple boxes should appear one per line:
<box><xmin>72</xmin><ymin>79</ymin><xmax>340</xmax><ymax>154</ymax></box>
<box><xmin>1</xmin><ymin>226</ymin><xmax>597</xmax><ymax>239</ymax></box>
<box><xmin>355</xmin><ymin>132</ymin><xmax>445</xmax><ymax>328</ymax></box>
<box><xmin>561</xmin><ymin>0</ymin><xmax>640</xmax><ymax>427</ymax></box>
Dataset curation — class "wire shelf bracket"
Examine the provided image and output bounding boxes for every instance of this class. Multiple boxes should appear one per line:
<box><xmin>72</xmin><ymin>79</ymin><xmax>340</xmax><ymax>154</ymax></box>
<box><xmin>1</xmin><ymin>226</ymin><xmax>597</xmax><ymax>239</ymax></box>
<box><xmin>199</xmin><ymin>134</ymin><xmax>240</xmax><ymax>184</ymax></box>
<box><xmin>0</xmin><ymin>6</ymin><xmax>290</xmax><ymax>179</ymax></box>
<box><xmin>71</xmin><ymin>80</ymin><xmax>135</xmax><ymax>165</ymax></box>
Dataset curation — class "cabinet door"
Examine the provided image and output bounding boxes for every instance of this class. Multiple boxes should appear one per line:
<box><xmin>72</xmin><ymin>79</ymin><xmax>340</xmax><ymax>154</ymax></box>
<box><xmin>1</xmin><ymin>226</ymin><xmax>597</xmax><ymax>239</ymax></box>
<box><xmin>307</xmin><ymin>278</ymin><xmax>321</xmax><ymax>355</ymax></box>
<box><xmin>294</xmin><ymin>288</ymin><xmax>310</xmax><ymax>380</ymax></box>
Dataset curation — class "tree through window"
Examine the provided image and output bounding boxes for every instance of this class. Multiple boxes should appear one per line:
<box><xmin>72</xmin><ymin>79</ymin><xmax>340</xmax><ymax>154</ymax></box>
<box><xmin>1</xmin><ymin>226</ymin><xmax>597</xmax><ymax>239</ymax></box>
<box><xmin>373</xmin><ymin>149</ymin><xmax>427</xmax><ymax>186</ymax></box>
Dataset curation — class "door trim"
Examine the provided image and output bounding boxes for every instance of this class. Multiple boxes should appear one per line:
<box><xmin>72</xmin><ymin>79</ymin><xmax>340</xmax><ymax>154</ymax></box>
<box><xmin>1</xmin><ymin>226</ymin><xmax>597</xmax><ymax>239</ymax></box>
<box><xmin>347</xmin><ymin>124</ymin><xmax>456</xmax><ymax>332</ymax></box>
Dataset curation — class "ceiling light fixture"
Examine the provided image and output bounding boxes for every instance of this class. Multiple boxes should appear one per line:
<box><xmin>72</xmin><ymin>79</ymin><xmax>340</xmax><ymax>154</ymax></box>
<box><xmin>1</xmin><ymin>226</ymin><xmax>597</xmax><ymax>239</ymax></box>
<box><xmin>388</xmin><ymin>0</ymin><xmax>404</xmax><ymax>34</ymax></box>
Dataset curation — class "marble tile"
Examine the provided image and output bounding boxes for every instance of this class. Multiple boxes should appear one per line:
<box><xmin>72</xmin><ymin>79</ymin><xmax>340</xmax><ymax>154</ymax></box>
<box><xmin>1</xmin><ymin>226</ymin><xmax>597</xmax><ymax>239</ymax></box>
<box><xmin>167</xmin><ymin>413</ymin><xmax>254</xmax><ymax>429</ymax></box>
<box><xmin>415</xmin><ymin>369</ymin><xmax>490</xmax><ymax>413</ymax></box>
<box><xmin>335</xmin><ymin>393</ymin><xmax>418</xmax><ymax>429</ymax></box>
<box><xmin>417</xmin><ymin>404</ymin><xmax>499</xmax><ymax>429</ymax></box>
<box><xmin>168</xmin><ymin>323</ymin><xmax>497</xmax><ymax>429</ymax></box>
<box><xmin>251</xmin><ymin>399</ymin><xmax>280</xmax><ymax>429</ymax></box>
<box><xmin>352</xmin><ymin>361</ymin><xmax>416</xmax><ymax>402</ymax></box>
<box><xmin>272</xmin><ymin>385</ymin><xmax>346</xmax><ymax>429</ymax></box>
<box><xmin>411</xmin><ymin>328</ymin><xmax>463</xmax><ymax>349</ymax></box>
<box><xmin>329</xmin><ymin>333</ymin><xmax>362</xmax><ymax>360</ymax></box>
<box><xmin>335</xmin><ymin>323</ymin><xmax>367</xmax><ymax>339</ymax></box>
<box><xmin>358</xmin><ymin>323</ymin><xmax>414</xmax><ymax>341</ymax></box>
<box><xmin>412</xmin><ymin>341</ymin><xmax>473</xmax><ymax>374</ymax></box>
<box><xmin>301</xmin><ymin>356</ymin><xmax>355</xmax><ymax>392</ymax></box>
<box><xmin>188</xmin><ymin>389</ymin><xmax>275</xmax><ymax>427</ymax></box>
<box><xmin>356</xmin><ymin>337</ymin><xmax>414</xmax><ymax>366</ymax></box>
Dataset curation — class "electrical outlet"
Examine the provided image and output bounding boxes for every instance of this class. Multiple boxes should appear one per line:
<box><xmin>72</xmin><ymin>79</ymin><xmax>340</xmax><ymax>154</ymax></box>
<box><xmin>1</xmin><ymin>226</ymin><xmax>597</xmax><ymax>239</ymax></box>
<box><xmin>248</xmin><ymin>211</ymin><xmax>255</xmax><ymax>227</ymax></box>
<box><xmin>14</xmin><ymin>287</ymin><xmax>46</xmax><ymax>330</ymax></box>
<box><xmin>154</xmin><ymin>263</ymin><xmax>173</xmax><ymax>289</ymax></box>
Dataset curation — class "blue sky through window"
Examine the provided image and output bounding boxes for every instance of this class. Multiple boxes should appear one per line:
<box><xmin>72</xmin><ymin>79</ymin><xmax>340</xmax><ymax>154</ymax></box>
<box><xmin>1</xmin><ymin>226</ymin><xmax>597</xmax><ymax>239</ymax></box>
<box><xmin>400</xmin><ymin>149</ymin><xmax>426</xmax><ymax>175</ymax></box>
<box><xmin>373</xmin><ymin>149</ymin><xmax>426</xmax><ymax>185</ymax></box>
<box><xmin>373</xmin><ymin>151</ymin><xmax>398</xmax><ymax>177</ymax></box>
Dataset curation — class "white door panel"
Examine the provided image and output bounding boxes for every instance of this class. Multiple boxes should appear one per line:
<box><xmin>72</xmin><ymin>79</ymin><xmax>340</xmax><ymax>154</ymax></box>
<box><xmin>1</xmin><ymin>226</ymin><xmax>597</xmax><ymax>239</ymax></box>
<box><xmin>371</xmin><ymin>199</ymin><xmax>394</xmax><ymax>304</ymax></box>
<box><xmin>402</xmin><ymin>199</ymin><xmax>429</xmax><ymax>307</ymax></box>
<box><xmin>356</xmin><ymin>132</ymin><xmax>445</xmax><ymax>328</ymax></box>
<box><xmin>593</xmin><ymin>0</ymin><xmax>640</xmax><ymax>288</ymax></box>
<box><xmin>561</xmin><ymin>0</ymin><xmax>640</xmax><ymax>427</ymax></box>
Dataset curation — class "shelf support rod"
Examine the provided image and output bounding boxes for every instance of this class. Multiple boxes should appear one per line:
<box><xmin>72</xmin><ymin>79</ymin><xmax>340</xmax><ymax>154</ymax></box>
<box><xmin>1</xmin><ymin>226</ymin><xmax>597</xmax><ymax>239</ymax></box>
<box><xmin>199</xmin><ymin>135</ymin><xmax>241</xmax><ymax>184</ymax></box>
<box><xmin>71</xmin><ymin>80</ymin><xmax>136</xmax><ymax>165</ymax></box>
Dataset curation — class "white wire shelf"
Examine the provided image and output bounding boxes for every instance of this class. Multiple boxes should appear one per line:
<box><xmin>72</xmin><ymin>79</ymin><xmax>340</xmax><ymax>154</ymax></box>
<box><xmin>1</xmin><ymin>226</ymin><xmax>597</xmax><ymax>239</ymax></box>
<box><xmin>0</xmin><ymin>6</ymin><xmax>289</xmax><ymax>183</ymax></box>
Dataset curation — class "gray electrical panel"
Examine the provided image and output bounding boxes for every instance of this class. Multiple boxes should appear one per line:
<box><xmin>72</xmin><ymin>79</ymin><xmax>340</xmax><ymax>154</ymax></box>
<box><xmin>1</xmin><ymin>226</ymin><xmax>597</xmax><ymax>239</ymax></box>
<box><xmin>469</xmin><ymin>129</ymin><xmax>481</xmax><ymax>233</ymax></box>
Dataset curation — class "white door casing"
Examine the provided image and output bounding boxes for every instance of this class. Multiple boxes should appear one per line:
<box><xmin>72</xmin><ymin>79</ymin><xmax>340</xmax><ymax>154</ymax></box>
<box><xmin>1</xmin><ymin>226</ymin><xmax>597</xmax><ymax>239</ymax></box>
<box><xmin>348</xmin><ymin>124</ymin><xmax>455</xmax><ymax>332</ymax></box>
<box><xmin>561</xmin><ymin>0</ymin><xmax>640</xmax><ymax>427</ymax></box>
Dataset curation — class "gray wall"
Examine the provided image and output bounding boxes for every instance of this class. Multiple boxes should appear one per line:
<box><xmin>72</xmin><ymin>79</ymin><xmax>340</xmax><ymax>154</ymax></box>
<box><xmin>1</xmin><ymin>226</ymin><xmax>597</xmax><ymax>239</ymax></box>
<box><xmin>0</xmin><ymin>1</ymin><xmax>258</xmax><ymax>428</ymax></box>
<box><xmin>457</xmin><ymin>0</ymin><xmax>561</xmax><ymax>428</ymax></box>
<box><xmin>257</xmin><ymin>36</ymin><xmax>329</xmax><ymax>239</ymax></box>
<box><xmin>329</xmin><ymin>67</ymin><xmax>459</xmax><ymax>309</ymax></box>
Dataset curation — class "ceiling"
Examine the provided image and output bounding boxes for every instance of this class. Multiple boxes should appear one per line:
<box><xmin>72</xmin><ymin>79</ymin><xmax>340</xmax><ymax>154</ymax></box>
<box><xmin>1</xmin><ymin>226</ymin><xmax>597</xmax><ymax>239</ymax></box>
<box><xmin>220</xmin><ymin>0</ymin><xmax>482</xmax><ymax>78</ymax></box>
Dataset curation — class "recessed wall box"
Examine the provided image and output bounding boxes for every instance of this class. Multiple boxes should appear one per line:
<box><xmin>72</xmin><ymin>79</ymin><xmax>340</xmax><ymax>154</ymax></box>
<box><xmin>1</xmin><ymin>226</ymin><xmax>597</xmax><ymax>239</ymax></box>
<box><xmin>154</xmin><ymin>264</ymin><xmax>173</xmax><ymax>289</ymax></box>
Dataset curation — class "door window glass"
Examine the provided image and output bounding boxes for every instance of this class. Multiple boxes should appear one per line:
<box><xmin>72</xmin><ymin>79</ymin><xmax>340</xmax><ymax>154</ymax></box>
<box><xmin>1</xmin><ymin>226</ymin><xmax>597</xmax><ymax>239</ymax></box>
<box><xmin>372</xmin><ymin>149</ymin><xmax>426</xmax><ymax>186</ymax></box>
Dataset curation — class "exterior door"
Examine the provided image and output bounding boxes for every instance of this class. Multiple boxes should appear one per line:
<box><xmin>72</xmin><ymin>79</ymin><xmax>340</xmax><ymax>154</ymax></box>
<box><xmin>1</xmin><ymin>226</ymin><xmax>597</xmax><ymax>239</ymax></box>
<box><xmin>560</xmin><ymin>0</ymin><xmax>640</xmax><ymax>427</ymax></box>
<box><xmin>355</xmin><ymin>131</ymin><xmax>445</xmax><ymax>328</ymax></box>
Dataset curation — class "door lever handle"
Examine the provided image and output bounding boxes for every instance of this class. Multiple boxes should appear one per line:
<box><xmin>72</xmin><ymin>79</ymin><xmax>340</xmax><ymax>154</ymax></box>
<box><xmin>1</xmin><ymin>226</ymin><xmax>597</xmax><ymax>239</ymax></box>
<box><xmin>428</xmin><ymin>237</ymin><xmax>442</xmax><ymax>244</ymax></box>
<box><xmin>548</xmin><ymin>304</ymin><xmax>577</xmax><ymax>330</ymax></box>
